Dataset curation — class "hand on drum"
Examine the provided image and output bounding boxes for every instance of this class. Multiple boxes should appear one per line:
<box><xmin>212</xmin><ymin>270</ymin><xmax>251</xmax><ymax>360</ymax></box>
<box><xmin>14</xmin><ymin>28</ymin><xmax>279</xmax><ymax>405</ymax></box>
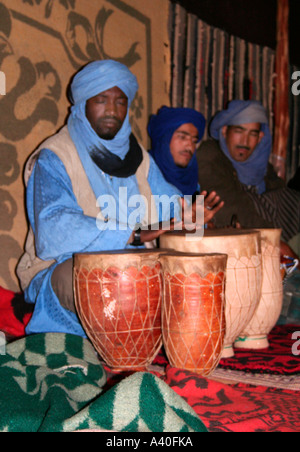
<box><xmin>201</xmin><ymin>191</ymin><xmax>224</xmax><ymax>224</ymax></box>
<box><xmin>129</xmin><ymin>191</ymin><xmax>224</xmax><ymax>245</ymax></box>
<box><xmin>178</xmin><ymin>191</ymin><xmax>224</xmax><ymax>229</ymax></box>
<box><xmin>129</xmin><ymin>222</ymin><xmax>176</xmax><ymax>245</ymax></box>
<box><xmin>139</xmin><ymin>225</ymin><xmax>171</xmax><ymax>243</ymax></box>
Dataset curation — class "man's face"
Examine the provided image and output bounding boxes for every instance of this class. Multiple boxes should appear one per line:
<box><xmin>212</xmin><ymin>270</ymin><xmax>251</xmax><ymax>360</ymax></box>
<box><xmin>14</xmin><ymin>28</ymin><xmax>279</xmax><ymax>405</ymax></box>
<box><xmin>222</xmin><ymin>122</ymin><xmax>264</xmax><ymax>162</ymax></box>
<box><xmin>86</xmin><ymin>86</ymin><xmax>128</xmax><ymax>140</ymax></box>
<box><xmin>170</xmin><ymin>123</ymin><xmax>199</xmax><ymax>168</ymax></box>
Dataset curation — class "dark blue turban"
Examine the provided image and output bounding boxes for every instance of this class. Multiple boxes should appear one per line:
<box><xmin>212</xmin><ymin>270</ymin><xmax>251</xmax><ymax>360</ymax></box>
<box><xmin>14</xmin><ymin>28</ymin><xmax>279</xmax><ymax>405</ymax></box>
<box><xmin>148</xmin><ymin>106</ymin><xmax>206</xmax><ymax>196</ymax></box>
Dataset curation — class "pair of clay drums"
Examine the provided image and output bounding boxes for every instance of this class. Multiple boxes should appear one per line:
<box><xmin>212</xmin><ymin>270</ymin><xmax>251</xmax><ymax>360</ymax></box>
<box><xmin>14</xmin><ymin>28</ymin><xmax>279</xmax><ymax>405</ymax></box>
<box><xmin>73</xmin><ymin>228</ymin><xmax>283</xmax><ymax>377</ymax></box>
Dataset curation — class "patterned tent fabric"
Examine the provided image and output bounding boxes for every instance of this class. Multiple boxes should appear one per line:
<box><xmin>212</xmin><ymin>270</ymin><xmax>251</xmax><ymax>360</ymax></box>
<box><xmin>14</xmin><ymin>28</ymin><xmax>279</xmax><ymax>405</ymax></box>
<box><xmin>168</xmin><ymin>2</ymin><xmax>300</xmax><ymax>181</ymax></box>
<box><xmin>0</xmin><ymin>0</ymin><xmax>171</xmax><ymax>291</ymax></box>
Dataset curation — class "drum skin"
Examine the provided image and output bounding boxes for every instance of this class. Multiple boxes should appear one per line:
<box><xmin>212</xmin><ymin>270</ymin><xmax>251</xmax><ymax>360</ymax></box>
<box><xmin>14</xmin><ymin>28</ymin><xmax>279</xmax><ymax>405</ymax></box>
<box><xmin>73</xmin><ymin>250</ymin><xmax>163</xmax><ymax>371</ymax></box>
<box><xmin>160</xmin><ymin>252</ymin><xmax>227</xmax><ymax>376</ymax></box>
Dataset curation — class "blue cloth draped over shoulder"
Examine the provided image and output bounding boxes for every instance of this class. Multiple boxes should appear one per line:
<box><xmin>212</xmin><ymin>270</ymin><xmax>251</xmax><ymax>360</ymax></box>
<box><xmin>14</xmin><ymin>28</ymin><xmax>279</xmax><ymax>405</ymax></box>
<box><xmin>210</xmin><ymin>100</ymin><xmax>272</xmax><ymax>195</ymax></box>
<box><xmin>148</xmin><ymin>106</ymin><xmax>206</xmax><ymax>196</ymax></box>
<box><xmin>24</xmin><ymin>61</ymin><xmax>182</xmax><ymax>337</ymax></box>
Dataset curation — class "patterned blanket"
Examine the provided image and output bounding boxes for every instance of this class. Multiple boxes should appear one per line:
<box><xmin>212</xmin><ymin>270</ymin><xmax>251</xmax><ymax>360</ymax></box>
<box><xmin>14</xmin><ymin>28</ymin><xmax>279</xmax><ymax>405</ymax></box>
<box><xmin>0</xmin><ymin>333</ymin><xmax>207</xmax><ymax>433</ymax></box>
<box><xmin>1</xmin><ymin>286</ymin><xmax>299</xmax><ymax>432</ymax></box>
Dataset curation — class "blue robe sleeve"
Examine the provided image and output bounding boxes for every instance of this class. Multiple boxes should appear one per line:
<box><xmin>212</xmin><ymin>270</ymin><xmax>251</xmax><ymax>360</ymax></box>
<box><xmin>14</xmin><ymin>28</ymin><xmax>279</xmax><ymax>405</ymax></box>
<box><xmin>27</xmin><ymin>149</ymin><xmax>133</xmax><ymax>262</ymax></box>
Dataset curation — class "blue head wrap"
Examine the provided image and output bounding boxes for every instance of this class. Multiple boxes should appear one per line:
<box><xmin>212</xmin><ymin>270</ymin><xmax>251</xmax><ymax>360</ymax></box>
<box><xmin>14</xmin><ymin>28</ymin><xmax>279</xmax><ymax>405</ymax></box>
<box><xmin>66</xmin><ymin>60</ymin><xmax>139</xmax><ymax>198</ymax></box>
<box><xmin>68</xmin><ymin>60</ymin><xmax>138</xmax><ymax>160</ymax></box>
<box><xmin>148</xmin><ymin>106</ymin><xmax>206</xmax><ymax>196</ymax></box>
<box><xmin>210</xmin><ymin>100</ymin><xmax>272</xmax><ymax>194</ymax></box>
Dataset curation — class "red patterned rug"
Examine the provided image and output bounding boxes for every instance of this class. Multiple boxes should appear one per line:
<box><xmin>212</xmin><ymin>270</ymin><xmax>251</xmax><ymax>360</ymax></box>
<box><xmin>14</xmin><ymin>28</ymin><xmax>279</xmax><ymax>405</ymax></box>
<box><xmin>165</xmin><ymin>367</ymin><xmax>300</xmax><ymax>432</ymax></box>
<box><xmin>103</xmin><ymin>327</ymin><xmax>300</xmax><ymax>432</ymax></box>
<box><xmin>1</xmin><ymin>285</ymin><xmax>299</xmax><ymax>432</ymax></box>
<box><xmin>219</xmin><ymin>325</ymin><xmax>300</xmax><ymax>375</ymax></box>
<box><xmin>103</xmin><ymin>352</ymin><xmax>300</xmax><ymax>432</ymax></box>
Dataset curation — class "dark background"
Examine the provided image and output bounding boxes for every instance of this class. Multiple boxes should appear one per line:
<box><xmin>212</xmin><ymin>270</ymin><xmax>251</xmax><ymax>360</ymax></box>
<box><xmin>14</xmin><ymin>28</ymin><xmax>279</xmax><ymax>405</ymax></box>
<box><xmin>172</xmin><ymin>0</ymin><xmax>300</xmax><ymax>66</ymax></box>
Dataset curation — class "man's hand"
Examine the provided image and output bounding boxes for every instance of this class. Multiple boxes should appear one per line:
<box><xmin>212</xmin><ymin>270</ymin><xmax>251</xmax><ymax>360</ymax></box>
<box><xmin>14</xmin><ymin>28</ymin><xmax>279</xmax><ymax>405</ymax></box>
<box><xmin>180</xmin><ymin>191</ymin><xmax>224</xmax><ymax>228</ymax></box>
<box><xmin>201</xmin><ymin>191</ymin><xmax>224</xmax><ymax>224</ymax></box>
<box><xmin>128</xmin><ymin>190</ymin><xmax>224</xmax><ymax>245</ymax></box>
<box><xmin>128</xmin><ymin>220</ymin><xmax>176</xmax><ymax>245</ymax></box>
<box><xmin>139</xmin><ymin>226</ymin><xmax>171</xmax><ymax>244</ymax></box>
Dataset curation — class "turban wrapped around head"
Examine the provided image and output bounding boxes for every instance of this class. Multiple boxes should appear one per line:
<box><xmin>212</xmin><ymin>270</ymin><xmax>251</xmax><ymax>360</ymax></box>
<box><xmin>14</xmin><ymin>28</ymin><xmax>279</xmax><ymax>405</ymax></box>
<box><xmin>210</xmin><ymin>100</ymin><xmax>272</xmax><ymax>194</ymax></box>
<box><xmin>70</xmin><ymin>60</ymin><xmax>138</xmax><ymax>107</ymax></box>
<box><xmin>65</xmin><ymin>60</ymin><xmax>142</xmax><ymax>200</ymax></box>
<box><xmin>68</xmin><ymin>60</ymin><xmax>139</xmax><ymax>160</ymax></box>
<box><xmin>210</xmin><ymin>100</ymin><xmax>269</xmax><ymax>137</ymax></box>
<box><xmin>148</xmin><ymin>106</ymin><xmax>206</xmax><ymax>196</ymax></box>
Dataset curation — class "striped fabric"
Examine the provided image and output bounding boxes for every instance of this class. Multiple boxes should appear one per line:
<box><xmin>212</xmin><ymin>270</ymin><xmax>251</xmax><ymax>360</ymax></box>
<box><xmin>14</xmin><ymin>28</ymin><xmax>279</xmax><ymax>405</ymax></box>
<box><xmin>169</xmin><ymin>3</ymin><xmax>300</xmax><ymax>181</ymax></box>
<box><xmin>243</xmin><ymin>184</ymin><xmax>300</xmax><ymax>242</ymax></box>
<box><xmin>288</xmin><ymin>64</ymin><xmax>300</xmax><ymax>181</ymax></box>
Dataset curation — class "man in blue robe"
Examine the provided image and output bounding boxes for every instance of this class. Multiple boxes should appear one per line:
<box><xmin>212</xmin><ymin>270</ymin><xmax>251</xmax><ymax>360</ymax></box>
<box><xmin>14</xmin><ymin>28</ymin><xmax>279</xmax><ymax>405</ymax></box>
<box><xmin>17</xmin><ymin>60</ymin><xmax>221</xmax><ymax>337</ymax></box>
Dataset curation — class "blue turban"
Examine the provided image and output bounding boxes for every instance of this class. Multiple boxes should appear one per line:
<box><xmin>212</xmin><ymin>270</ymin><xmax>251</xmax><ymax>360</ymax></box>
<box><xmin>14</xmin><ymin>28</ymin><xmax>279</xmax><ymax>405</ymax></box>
<box><xmin>68</xmin><ymin>60</ymin><xmax>138</xmax><ymax>160</ymax></box>
<box><xmin>210</xmin><ymin>100</ymin><xmax>272</xmax><ymax>194</ymax></box>
<box><xmin>148</xmin><ymin>106</ymin><xmax>206</xmax><ymax>196</ymax></box>
<box><xmin>65</xmin><ymin>60</ymin><xmax>140</xmax><ymax>197</ymax></box>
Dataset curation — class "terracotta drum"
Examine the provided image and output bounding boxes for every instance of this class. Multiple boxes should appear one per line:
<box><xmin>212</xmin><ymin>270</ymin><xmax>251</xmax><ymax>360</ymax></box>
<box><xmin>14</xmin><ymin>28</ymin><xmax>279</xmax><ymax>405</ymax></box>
<box><xmin>160</xmin><ymin>230</ymin><xmax>262</xmax><ymax>358</ymax></box>
<box><xmin>160</xmin><ymin>252</ymin><xmax>227</xmax><ymax>376</ymax></box>
<box><xmin>235</xmin><ymin>229</ymin><xmax>283</xmax><ymax>349</ymax></box>
<box><xmin>73</xmin><ymin>250</ymin><xmax>163</xmax><ymax>371</ymax></box>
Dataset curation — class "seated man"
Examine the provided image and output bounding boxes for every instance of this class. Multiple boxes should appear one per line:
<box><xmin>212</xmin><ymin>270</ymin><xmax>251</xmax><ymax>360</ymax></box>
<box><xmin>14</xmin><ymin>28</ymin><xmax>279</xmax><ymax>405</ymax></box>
<box><xmin>197</xmin><ymin>100</ymin><xmax>300</xmax><ymax>243</ymax></box>
<box><xmin>17</xmin><ymin>60</ymin><xmax>221</xmax><ymax>337</ymax></box>
<box><xmin>148</xmin><ymin>106</ymin><xmax>205</xmax><ymax>196</ymax></box>
<box><xmin>148</xmin><ymin>106</ymin><xmax>224</xmax><ymax>218</ymax></box>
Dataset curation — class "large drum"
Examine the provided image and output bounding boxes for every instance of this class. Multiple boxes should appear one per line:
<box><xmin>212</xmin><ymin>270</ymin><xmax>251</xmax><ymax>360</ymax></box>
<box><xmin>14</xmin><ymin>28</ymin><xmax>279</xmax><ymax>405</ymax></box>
<box><xmin>235</xmin><ymin>229</ymin><xmax>283</xmax><ymax>349</ymax></box>
<box><xmin>73</xmin><ymin>250</ymin><xmax>163</xmax><ymax>371</ymax></box>
<box><xmin>160</xmin><ymin>230</ymin><xmax>262</xmax><ymax>358</ymax></box>
<box><xmin>160</xmin><ymin>252</ymin><xmax>227</xmax><ymax>376</ymax></box>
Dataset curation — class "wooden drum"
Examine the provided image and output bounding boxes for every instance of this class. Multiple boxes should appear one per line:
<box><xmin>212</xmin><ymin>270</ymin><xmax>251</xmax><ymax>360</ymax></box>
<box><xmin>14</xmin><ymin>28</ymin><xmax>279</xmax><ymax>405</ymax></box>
<box><xmin>73</xmin><ymin>250</ymin><xmax>163</xmax><ymax>371</ymax></box>
<box><xmin>160</xmin><ymin>252</ymin><xmax>227</xmax><ymax>376</ymax></box>
<box><xmin>160</xmin><ymin>230</ymin><xmax>262</xmax><ymax>358</ymax></box>
<box><xmin>235</xmin><ymin>229</ymin><xmax>283</xmax><ymax>349</ymax></box>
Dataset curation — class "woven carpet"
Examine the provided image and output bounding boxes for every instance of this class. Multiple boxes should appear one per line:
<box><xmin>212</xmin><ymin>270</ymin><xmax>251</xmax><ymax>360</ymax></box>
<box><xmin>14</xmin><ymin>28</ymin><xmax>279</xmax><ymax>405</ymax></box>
<box><xmin>103</xmin><ymin>325</ymin><xmax>300</xmax><ymax>432</ymax></box>
<box><xmin>103</xmin><ymin>346</ymin><xmax>300</xmax><ymax>432</ymax></box>
<box><xmin>165</xmin><ymin>367</ymin><xmax>300</xmax><ymax>432</ymax></box>
<box><xmin>1</xmin><ymin>286</ymin><xmax>299</xmax><ymax>432</ymax></box>
<box><xmin>218</xmin><ymin>325</ymin><xmax>300</xmax><ymax>375</ymax></box>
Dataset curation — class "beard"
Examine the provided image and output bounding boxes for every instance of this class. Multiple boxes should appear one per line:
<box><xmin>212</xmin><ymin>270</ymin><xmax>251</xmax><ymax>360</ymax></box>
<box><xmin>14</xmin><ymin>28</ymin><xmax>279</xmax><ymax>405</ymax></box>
<box><xmin>95</xmin><ymin>116</ymin><xmax>123</xmax><ymax>140</ymax></box>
